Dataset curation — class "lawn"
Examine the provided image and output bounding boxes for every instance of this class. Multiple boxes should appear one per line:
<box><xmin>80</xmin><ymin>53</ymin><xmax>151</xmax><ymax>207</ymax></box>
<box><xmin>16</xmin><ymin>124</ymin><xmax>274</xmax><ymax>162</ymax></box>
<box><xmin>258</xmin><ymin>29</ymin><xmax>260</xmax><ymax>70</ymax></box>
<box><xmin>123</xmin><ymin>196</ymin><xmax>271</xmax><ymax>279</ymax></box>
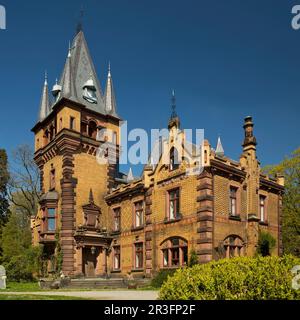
<box><xmin>5</xmin><ymin>282</ymin><xmax>41</xmax><ymax>292</ymax></box>
<box><xmin>0</xmin><ymin>294</ymin><xmax>89</xmax><ymax>300</ymax></box>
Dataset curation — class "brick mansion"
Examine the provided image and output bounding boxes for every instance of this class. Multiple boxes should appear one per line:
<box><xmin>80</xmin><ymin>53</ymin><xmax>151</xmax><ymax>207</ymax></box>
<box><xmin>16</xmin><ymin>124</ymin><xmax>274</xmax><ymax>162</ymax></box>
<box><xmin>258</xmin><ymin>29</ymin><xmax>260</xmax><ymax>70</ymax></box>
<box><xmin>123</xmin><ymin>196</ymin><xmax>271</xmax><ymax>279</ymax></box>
<box><xmin>31</xmin><ymin>30</ymin><xmax>284</xmax><ymax>278</ymax></box>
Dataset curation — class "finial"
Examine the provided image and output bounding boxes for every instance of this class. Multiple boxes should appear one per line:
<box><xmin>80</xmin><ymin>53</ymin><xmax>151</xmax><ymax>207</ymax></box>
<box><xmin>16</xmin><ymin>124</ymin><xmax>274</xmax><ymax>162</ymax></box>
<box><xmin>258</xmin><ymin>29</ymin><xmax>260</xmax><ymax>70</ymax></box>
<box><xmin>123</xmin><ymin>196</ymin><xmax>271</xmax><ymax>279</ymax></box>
<box><xmin>44</xmin><ymin>70</ymin><xmax>48</xmax><ymax>85</ymax></box>
<box><xmin>89</xmin><ymin>189</ymin><xmax>94</xmax><ymax>204</ymax></box>
<box><xmin>108</xmin><ymin>61</ymin><xmax>111</xmax><ymax>75</ymax></box>
<box><xmin>76</xmin><ymin>6</ymin><xmax>84</xmax><ymax>35</ymax></box>
<box><xmin>171</xmin><ymin>89</ymin><xmax>177</xmax><ymax>119</ymax></box>
<box><xmin>68</xmin><ymin>41</ymin><xmax>72</xmax><ymax>58</ymax></box>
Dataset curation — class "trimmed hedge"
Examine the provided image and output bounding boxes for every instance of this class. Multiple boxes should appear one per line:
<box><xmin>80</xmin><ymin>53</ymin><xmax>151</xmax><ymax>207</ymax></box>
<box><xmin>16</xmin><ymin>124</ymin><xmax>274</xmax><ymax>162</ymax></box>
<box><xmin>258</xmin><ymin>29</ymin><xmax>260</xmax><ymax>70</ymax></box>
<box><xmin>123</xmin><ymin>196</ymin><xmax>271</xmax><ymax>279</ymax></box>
<box><xmin>159</xmin><ymin>255</ymin><xmax>300</xmax><ymax>300</ymax></box>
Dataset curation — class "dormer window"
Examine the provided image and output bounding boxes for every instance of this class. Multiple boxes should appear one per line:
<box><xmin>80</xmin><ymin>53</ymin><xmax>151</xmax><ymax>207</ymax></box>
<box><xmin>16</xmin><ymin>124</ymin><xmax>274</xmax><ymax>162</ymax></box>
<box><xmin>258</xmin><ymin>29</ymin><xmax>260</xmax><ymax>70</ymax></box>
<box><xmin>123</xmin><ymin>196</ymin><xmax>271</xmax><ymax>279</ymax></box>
<box><xmin>52</xmin><ymin>80</ymin><xmax>62</xmax><ymax>103</ymax></box>
<box><xmin>83</xmin><ymin>78</ymin><xmax>97</xmax><ymax>104</ymax></box>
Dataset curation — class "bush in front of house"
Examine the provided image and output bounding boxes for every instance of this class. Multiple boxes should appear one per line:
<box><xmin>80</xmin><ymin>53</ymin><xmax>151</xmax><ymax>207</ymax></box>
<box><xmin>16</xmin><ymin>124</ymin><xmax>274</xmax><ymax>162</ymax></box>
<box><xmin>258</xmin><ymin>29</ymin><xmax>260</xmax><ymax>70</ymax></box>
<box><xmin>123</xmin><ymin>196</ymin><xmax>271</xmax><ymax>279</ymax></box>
<box><xmin>159</xmin><ymin>255</ymin><xmax>300</xmax><ymax>300</ymax></box>
<box><xmin>151</xmin><ymin>269</ymin><xmax>177</xmax><ymax>288</ymax></box>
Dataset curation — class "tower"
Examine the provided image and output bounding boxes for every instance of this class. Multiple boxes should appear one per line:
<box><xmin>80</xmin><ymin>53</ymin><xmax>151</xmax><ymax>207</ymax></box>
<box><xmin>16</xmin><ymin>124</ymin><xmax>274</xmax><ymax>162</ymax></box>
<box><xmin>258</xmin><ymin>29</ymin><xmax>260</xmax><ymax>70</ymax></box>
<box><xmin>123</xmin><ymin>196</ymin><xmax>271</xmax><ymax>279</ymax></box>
<box><xmin>32</xmin><ymin>30</ymin><xmax>121</xmax><ymax>277</ymax></box>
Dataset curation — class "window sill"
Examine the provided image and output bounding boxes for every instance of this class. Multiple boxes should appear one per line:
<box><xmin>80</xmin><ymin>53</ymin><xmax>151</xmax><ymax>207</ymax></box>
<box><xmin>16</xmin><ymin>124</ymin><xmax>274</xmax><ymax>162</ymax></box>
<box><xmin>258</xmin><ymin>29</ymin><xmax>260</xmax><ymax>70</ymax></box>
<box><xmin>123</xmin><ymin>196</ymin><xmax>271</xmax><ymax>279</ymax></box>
<box><xmin>259</xmin><ymin>221</ymin><xmax>269</xmax><ymax>226</ymax></box>
<box><xmin>229</xmin><ymin>215</ymin><xmax>241</xmax><ymax>221</ymax></box>
<box><xmin>40</xmin><ymin>231</ymin><xmax>56</xmax><ymax>235</ymax></box>
<box><xmin>111</xmin><ymin>269</ymin><xmax>121</xmax><ymax>273</ymax></box>
<box><xmin>164</xmin><ymin>216</ymin><xmax>182</xmax><ymax>224</ymax></box>
<box><xmin>111</xmin><ymin>231</ymin><xmax>121</xmax><ymax>236</ymax></box>
<box><xmin>131</xmin><ymin>226</ymin><xmax>144</xmax><ymax>232</ymax></box>
<box><xmin>131</xmin><ymin>268</ymin><xmax>144</xmax><ymax>273</ymax></box>
<box><xmin>162</xmin><ymin>265</ymin><xmax>186</xmax><ymax>270</ymax></box>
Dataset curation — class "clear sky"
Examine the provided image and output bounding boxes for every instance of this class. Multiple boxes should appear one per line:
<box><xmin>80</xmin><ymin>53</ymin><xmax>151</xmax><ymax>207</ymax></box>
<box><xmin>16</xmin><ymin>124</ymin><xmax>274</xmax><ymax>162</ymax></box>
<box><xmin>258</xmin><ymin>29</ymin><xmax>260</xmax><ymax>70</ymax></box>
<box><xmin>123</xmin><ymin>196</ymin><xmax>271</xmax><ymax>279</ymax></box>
<box><xmin>0</xmin><ymin>0</ymin><xmax>299</xmax><ymax>176</ymax></box>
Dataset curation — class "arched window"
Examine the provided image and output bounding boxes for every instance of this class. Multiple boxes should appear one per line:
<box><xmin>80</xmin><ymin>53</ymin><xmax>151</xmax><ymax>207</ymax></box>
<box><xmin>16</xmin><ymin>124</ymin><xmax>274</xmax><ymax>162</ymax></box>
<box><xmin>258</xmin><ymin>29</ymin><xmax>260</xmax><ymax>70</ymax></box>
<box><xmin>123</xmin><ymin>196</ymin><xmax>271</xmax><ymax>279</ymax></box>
<box><xmin>161</xmin><ymin>237</ymin><xmax>188</xmax><ymax>268</ymax></box>
<box><xmin>88</xmin><ymin>121</ymin><xmax>97</xmax><ymax>139</ymax></box>
<box><xmin>170</xmin><ymin>147</ymin><xmax>179</xmax><ymax>171</ymax></box>
<box><xmin>224</xmin><ymin>235</ymin><xmax>244</xmax><ymax>258</ymax></box>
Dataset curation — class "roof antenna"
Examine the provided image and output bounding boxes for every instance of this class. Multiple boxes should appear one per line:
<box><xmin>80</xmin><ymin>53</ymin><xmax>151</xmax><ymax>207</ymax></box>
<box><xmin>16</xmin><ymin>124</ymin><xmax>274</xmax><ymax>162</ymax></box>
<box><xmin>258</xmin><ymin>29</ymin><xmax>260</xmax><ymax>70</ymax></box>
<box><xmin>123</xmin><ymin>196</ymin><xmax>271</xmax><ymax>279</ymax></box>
<box><xmin>76</xmin><ymin>6</ymin><xmax>84</xmax><ymax>35</ymax></box>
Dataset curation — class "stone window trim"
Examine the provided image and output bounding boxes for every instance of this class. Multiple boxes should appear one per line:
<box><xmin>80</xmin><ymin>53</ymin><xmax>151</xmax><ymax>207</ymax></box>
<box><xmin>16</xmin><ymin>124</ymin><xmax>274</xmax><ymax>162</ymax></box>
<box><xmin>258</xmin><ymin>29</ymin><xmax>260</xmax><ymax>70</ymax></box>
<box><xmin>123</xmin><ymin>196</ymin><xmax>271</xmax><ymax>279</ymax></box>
<box><xmin>112</xmin><ymin>207</ymin><xmax>121</xmax><ymax>233</ymax></box>
<box><xmin>112</xmin><ymin>246</ymin><xmax>121</xmax><ymax>271</ymax></box>
<box><xmin>160</xmin><ymin>237</ymin><xmax>188</xmax><ymax>268</ymax></box>
<box><xmin>132</xmin><ymin>200</ymin><xmax>144</xmax><ymax>229</ymax></box>
<box><xmin>42</xmin><ymin>207</ymin><xmax>57</xmax><ymax>234</ymax></box>
<box><xmin>133</xmin><ymin>242</ymin><xmax>144</xmax><ymax>271</ymax></box>
<box><xmin>166</xmin><ymin>187</ymin><xmax>182</xmax><ymax>222</ymax></box>
<box><xmin>259</xmin><ymin>194</ymin><xmax>268</xmax><ymax>224</ymax></box>
<box><xmin>229</xmin><ymin>183</ymin><xmax>241</xmax><ymax>218</ymax></box>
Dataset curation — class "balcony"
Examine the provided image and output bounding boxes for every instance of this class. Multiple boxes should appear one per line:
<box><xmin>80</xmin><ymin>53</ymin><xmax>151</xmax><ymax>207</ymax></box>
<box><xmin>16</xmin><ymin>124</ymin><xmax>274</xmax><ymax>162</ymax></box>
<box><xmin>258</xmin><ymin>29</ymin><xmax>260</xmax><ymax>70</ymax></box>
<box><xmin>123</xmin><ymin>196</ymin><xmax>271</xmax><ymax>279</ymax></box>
<box><xmin>39</xmin><ymin>231</ymin><xmax>56</xmax><ymax>244</ymax></box>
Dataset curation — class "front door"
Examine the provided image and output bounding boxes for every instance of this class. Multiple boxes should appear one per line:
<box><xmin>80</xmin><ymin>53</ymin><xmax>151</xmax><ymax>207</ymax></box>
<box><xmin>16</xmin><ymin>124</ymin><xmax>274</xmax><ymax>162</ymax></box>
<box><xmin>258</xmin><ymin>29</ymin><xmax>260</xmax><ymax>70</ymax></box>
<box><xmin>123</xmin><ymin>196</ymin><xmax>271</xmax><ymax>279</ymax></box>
<box><xmin>83</xmin><ymin>248</ymin><xmax>97</xmax><ymax>277</ymax></box>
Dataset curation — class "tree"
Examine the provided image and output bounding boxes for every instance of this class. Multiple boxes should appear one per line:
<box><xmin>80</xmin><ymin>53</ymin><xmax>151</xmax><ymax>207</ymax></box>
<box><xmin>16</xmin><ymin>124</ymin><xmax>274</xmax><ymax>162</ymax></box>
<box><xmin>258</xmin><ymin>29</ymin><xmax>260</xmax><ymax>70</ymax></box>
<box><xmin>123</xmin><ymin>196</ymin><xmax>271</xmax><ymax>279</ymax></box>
<box><xmin>256</xmin><ymin>231</ymin><xmax>276</xmax><ymax>257</ymax></box>
<box><xmin>8</xmin><ymin>145</ymin><xmax>40</xmax><ymax>219</ymax></box>
<box><xmin>0</xmin><ymin>149</ymin><xmax>9</xmax><ymax>225</ymax></box>
<box><xmin>0</xmin><ymin>205</ymin><xmax>42</xmax><ymax>281</ymax></box>
<box><xmin>188</xmin><ymin>249</ymin><xmax>199</xmax><ymax>267</ymax></box>
<box><xmin>264</xmin><ymin>147</ymin><xmax>300</xmax><ymax>256</ymax></box>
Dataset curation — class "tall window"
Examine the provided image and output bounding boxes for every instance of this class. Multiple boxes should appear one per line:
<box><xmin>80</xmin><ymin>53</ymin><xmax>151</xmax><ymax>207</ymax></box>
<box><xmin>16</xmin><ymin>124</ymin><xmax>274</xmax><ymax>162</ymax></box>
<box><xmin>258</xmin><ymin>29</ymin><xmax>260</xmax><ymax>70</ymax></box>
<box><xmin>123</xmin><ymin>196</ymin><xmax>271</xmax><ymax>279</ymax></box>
<box><xmin>229</xmin><ymin>187</ymin><xmax>238</xmax><ymax>216</ymax></box>
<box><xmin>59</xmin><ymin>118</ymin><xmax>63</xmax><ymax>130</ymax></box>
<box><xmin>134</xmin><ymin>243</ymin><xmax>144</xmax><ymax>269</ymax></box>
<box><xmin>113</xmin><ymin>208</ymin><xmax>121</xmax><ymax>232</ymax></box>
<box><xmin>113</xmin><ymin>246</ymin><xmax>121</xmax><ymax>270</ymax></box>
<box><xmin>170</xmin><ymin>147</ymin><xmax>179</xmax><ymax>171</ymax></box>
<box><xmin>47</xmin><ymin>208</ymin><xmax>56</xmax><ymax>232</ymax></box>
<box><xmin>260</xmin><ymin>196</ymin><xmax>266</xmax><ymax>222</ymax></box>
<box><xmin>134</xmin><ymin>201</ymin><xmax>144</xmax><ymax>228</ymax></box>
<box><xmin>168</xmin><ymin>189</ymin><xmax>180</xmax><ymax>220</ymax></box>
<box><xmin>70</xmin><ymin>117</ymin><xmax>75</xmax><ymax>130</ymax></box>
<box><xmin>161</xmin><ymin>238</ymin><xmax>188</xmax><ymax>268</ymax></box>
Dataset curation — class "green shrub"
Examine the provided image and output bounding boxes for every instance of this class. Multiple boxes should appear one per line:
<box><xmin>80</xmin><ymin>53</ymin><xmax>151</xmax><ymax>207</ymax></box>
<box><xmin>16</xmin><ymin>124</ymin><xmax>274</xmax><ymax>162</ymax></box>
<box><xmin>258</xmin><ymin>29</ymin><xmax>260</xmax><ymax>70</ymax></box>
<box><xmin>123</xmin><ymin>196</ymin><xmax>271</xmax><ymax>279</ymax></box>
<box><xmin>188</xmin><ymin>249</ymin><xmax>199</xmax><ymax>267</ymax></box>
<box><xmin>151</xmin><ymin>269</ymin><xmax>177</xmax><ymax>288</ymax></box>
<box><xmin>3</xmin><ymin>246</ymin><xmax>42</xmax><ymax>282</ymax></box>
<box><xmin>257</xmin><ymin>231</ymin><xmax>276</xmax><ymax>256</ymax></box>
<box><xmin>159</xmin><ymin>255</ymin><xmax>300</xmax><ymax>300</ymax></box>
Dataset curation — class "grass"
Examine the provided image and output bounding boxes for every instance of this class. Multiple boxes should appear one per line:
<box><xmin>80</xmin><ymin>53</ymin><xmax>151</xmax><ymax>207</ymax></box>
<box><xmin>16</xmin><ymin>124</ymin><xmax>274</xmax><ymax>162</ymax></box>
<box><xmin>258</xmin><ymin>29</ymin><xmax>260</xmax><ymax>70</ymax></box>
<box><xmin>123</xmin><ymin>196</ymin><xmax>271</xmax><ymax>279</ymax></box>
<box><xmin>0</xmin><ymin>294</ymin><xmax>89</xmax><ymax>300</ymax></box>
<box><xmin>5</xmin><ymin>282</ymin><xmax>41</xmax><ymax>292</ymax></box>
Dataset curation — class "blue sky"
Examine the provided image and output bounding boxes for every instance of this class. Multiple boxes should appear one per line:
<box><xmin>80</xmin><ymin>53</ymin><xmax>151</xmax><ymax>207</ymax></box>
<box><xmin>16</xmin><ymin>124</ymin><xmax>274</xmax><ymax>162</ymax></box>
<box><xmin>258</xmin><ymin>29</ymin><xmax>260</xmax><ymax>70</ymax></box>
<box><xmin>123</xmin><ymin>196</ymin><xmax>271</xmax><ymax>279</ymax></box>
<box><xmin>0</xmin><ymin>0</ymin><xmax>299</xmax><ymax>176</ymax></box>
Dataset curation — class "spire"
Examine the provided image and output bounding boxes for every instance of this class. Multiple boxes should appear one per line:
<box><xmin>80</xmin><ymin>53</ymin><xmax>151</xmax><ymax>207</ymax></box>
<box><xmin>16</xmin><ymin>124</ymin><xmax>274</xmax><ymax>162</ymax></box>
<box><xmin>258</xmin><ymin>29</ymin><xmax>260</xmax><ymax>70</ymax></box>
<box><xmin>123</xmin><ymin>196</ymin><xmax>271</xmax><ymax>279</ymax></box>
<box><xmin>58</xmin><ymin>31</ymin><xmax>108</xmax><ymax>115</ymax></box>
<box><xmin>216</xmin><ymin>136</ymin><xmax>225</xmax><ymax>157</ymax></box>
<box><xmin>38</xmin><ymin>71</ymin><xmax>50</xmax><ymax>121</ymax></box>
<box><xmin>168</xmin><ymin>90</ymin><xmax>180</xmax><ymax>129</ymax></box>
<box><xmin>127</xmin><ymin>168</ymin><xmax>134</xmax><ymax>182</ymax></box>
<box><xmin>61</xmin><ymin>42</ymin><xmax>76</xmax><ymax>100</ymax></box>
<box><xmin>104</xmin><ymin>62</ymin><xmax>118</xmax><ymax>116</ymax></box>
